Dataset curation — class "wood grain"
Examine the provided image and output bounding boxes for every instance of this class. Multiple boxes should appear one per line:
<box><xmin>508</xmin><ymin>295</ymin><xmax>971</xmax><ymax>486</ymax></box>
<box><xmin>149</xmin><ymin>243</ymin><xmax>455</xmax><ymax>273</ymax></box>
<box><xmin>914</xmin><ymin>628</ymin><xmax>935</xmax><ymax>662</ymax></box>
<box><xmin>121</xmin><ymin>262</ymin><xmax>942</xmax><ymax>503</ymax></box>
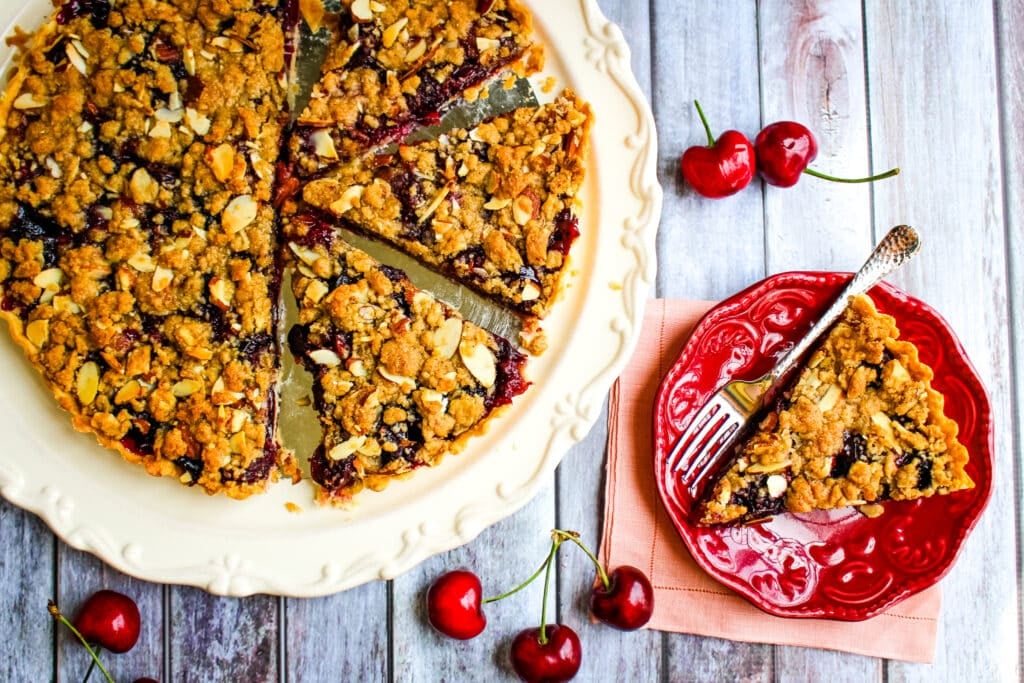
<box><xmin>864</xmin><ymin>2</ymin><xmax>1017</xmax><ymax>682</ymax></box>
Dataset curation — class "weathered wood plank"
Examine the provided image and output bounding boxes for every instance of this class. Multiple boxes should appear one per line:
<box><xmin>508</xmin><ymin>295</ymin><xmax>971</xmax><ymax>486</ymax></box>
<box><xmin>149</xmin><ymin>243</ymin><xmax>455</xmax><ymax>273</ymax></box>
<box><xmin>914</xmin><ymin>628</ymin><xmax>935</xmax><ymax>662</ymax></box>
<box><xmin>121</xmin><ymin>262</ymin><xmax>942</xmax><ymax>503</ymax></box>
<box><xmin>56</xmin><ymin>545</ymin><xmax>165</xmax><ymax>683</ymax></box>
<box><xmin>390</xmin><ymin>491</ymin><xmax>556</xmax><ymax>682</ymax></box>
<box><xmin>0</xmin><ymin>501</ymin><xmax>55</xmax><ymax>682</ymax></box>
<box><xmin>554</xmin><ymin>1</ymin><xmax>661</xmax><ymax>682</ymax></box>
<box><xmin>863</xmin><ymin>2</ymin><xmax>1018</xmax><ymax>681</ymax></box>
<box><xmin>169</xmin><ymin>589</ymin><xmax>279</xmax><ymax>682</ymax></box>
<box><xmin>651</xmin><ymin>0</ymin><xmax>767</xmax><ymax>303</ymax></box>
<box><xmin>649</xmin><ymin>0</ymin><xmax>769</xmax><ymax>678</ymax></box>
<box><xmin>758</xmin><ymin>1</ymin><xmax>878</xmax><ymax>678</ymax></box>
<box><xmin>284</xmin><ymin>582</ymin><xmax>388</xmax><ymax>682</ymax></box>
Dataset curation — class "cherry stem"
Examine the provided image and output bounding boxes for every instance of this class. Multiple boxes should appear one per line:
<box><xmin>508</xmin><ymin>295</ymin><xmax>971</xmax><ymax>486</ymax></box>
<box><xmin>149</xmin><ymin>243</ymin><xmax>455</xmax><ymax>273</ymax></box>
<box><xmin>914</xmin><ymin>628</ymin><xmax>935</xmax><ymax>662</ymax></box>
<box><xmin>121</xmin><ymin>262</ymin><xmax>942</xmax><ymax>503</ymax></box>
<box><xmin>803</xmin><ymin>166</ymin><xmax>900</xmax><ymax>184</ymax></box>
<box><xmin>483</xmin><ymin>549</ymin><xmax>554</xmax><ymax>605</ymax></box>
<box><xmin>537</xmin><ymin>537</ymin><xmax>559</xmax><ymax>646</ymax></box>
<box><xmin>83</xmin><ymin>650</ymin><xmax>101</xmax><ymax>682</ymax></box>
<box><xmin>47</xmin><ymin>601</ymin><xmax>115</xmax><ymax>683</ymax></box>
<box><xmin>551</xmin><ymin>529</ymin><xmax>610</xmax><ymax>590</ymax></box>
<box><xmin>693</xmin><ymin>100</ymin><xmax>715</xmax><ymax>147</ymax></box>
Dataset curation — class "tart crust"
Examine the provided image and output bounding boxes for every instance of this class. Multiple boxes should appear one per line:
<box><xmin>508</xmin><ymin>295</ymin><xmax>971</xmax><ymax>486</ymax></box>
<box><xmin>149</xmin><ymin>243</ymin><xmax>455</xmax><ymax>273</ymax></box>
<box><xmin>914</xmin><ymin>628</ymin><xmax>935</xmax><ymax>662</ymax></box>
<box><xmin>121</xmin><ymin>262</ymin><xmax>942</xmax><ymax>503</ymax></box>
<box><xmin>697</xmin><ymin>294</ymin><xmax>974</xmax><ymax>525</ymax></box>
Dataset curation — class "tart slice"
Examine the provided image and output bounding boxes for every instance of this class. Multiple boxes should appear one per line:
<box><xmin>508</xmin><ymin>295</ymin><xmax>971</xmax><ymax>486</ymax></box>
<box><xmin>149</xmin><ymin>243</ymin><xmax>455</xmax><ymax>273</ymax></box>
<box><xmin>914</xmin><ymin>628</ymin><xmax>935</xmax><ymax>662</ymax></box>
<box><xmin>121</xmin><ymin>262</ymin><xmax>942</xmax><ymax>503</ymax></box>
<box><xmin>300</xmin><ymin>90</ymin><xmax>592</xmax><ymax>320</ymax></box>
<box><xmin>284</xmin><ymin>213</ymin><xmax>530</xmax><ymax>504</ymax></box>
<box><xmin>697</xmin><ymin>294</ymin><xmax>973</xmax><ymax>525</ymax></box>
<box><xmin>0</xmin><ymin>0</ymin><xmax>297</xmax><ymax>497</ymax></box>
<box><xmin>290</xmin><ymin>0</ymin><xmax>542</xmax><ymax>175</ymax></box>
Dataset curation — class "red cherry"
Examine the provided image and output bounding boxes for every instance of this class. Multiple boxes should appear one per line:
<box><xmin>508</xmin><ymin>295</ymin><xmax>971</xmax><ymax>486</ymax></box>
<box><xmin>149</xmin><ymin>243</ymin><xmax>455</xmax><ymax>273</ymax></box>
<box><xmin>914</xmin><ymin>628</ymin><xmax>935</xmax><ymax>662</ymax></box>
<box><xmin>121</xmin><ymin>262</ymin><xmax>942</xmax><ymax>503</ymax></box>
<box><xmin>509</xmin><ymin>624</ymin><xmax>582</xmax><ymax>683</ymax></box>
<box><xmin>426</xmin><ymin>570</ymin><xmax>487</xmax><ymax>640</ymax></box>
<box><xmin>589</xmin><ymin>565</ymin><xmax>654</xmax><ymax>631</ymax></box>
<box><xmin>72</xmin><ymin>589</ymin><xmax>141</xmax><ymax>654</ymax></box>
<box><xmin>679</xmin><ymin>101</ymin><xmax>755</xmax><ymax>198</ymax></box>
<box><xmin>754</xmin><ymin>121</ymin><xmax>818</xmax><ymax>187</ymax></box>
<box><xmin>133</xmin><ymin>678</ymin><xmax>159</xmax><ymax>683</ymax></box>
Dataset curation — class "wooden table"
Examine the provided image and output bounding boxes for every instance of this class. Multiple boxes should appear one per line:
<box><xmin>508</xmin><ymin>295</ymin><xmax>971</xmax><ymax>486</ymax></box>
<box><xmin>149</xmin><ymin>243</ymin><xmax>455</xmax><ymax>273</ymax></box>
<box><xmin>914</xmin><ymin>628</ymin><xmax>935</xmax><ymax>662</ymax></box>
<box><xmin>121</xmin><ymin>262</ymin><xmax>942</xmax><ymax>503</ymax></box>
<box><xmin>2</xmin><ymin>1</ymin><xmax>1021</xmax><ymax>681</ymax></box>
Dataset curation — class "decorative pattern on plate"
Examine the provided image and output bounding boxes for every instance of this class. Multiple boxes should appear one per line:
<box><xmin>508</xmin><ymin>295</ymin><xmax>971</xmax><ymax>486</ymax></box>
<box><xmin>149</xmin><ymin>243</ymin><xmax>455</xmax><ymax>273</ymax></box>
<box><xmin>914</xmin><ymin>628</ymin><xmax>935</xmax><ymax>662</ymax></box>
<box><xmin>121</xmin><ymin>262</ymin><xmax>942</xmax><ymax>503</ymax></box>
<box><xmin>653</xmin><ymin>272</ymin><xmax>992</xmax><ymax>620</ymax></box>
<box><xmin>0</xmin><ymin>0</ymin><xmax>660</xmax><ymax>596</ymax></box>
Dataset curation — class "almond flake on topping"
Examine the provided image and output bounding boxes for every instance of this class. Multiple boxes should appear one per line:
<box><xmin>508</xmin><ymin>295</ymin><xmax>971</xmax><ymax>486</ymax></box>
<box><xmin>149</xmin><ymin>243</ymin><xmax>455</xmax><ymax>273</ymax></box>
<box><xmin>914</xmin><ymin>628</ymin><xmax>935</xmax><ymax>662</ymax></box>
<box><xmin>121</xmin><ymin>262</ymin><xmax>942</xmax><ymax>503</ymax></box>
<box><xmin>129</xmin><ymin>168</ymin><xmax>159</xmax><ymax>204</ymax></box>
<box><xmin>76</xmin><ymin>361</ymin><xmax>100</xmax><ymax>405</ymax></box>
<box><xmin>155</xmin><ymin>107</ymin><xmax>184</xmax><ymax>123</ymax></box>
<box><xmin>433</xmin><ymin>317</ymin><xmax>462</xmax><ymax>358</ymax></box>
<box><xmin>512</xmin><ymin>193</ymin><xmax>534</xmax><ymax>225</ymax></box>
<box><xmin>521</xmin><ymin>281</ymin><xmax>541</xmax><ymax>301</ymax></box>
<box><xmin>208</xmin><ymin>277</ymin><xmax>233</xmax><ymax>309</ymax></box>
<box><xmin>483</xmin><ymin>197</ymin><xmax>511</xmax><ymax>211</ymax></box>
<box><xmin>382</xmin><ymin>18</ymin><xmax>409</xmax><ymax>48</ymax></box>
<box><xmin>329</xmin><ymin>435</ymin><xmax>367</xmax><ymax>461</ymax></box>
<box><xmin>460</xmin><ymin>342</ymin><xmax>496</xmax><ymax>388</ymax></box>
<box><xmin>127</xmin><ymin>252</ymin><xmax>156</xmax><ymax>272</ymax></box>
<box><xmin>288</xmin><ymin>242</ymin><xmax>321</xmax><ymax>267</ymax></box>
<box><xmin>151</xmin><ymin>266</ymin><xmax>174</xmax><ymax>292</ymax></box>
<box><xmin>417</xmin><ymin>184</ymin><xmax>451</xmax><ymax>223</ymax></box>
<box><xmin>476</xmin><ymin>37</ymin><xmax>501</xmax><ymax>52</ymax></box>
<box><xmin>222</xmin><ymin>195</ymin><xmax>258</xmax><ymax>234</ymax></box>
<box><xmin>115</xmin><ymin>379</ymin><xmax>143</xmax><ymax>405</ymax></box>
<box><xmin>25</xmin><ymin>319</ymin><xmax>49</xmax><ymax>348</ymax></box>
<box><xmin>350</xmin><ymin>0</ymin><xmax>373</xmax><ymax>22</ymax></box>
<box><xmin>13</xmin><ymin>93</ymin><xmax>47</xmax><ymax>109</ymax></box>
<box><xmin>405</xmin><ymin>39</ymin><xmax>427</xmax><ymax>63</ymax></box>
<box><xmin>33</xmin><ymin>267</ymin><xmax>64</xmax><ymax>290</ymax></box>
<box><xmin>347</xmin><ymin>358</ymin><xmax>368</xmax><ymax>377</ymax></box>
<box><xmin>309</xmin><ymin>349</ymin><xmax>342</xmax><ymax>367</ymax></box>
<box><xmin>172</xmin><ymin>379</ymin><xmax>203</xmax><ymax>397</ymax></box>
<box><xmin>304</xmin><ymin>279</ymin><xmax>330</xmax><ymax>303</ymax></box>
<box><xmin>148</xmin><ymin>120</ymin><xmax>172</xmax><ymax>138</ymax></box>
<box><xmin>378</xmin><ymin>366</ymin><xmax>415</xmax><ymax>389</ymax></box>
<box><xmin>210</xmin><ymin>143</ymin><xmax>236</xmax><ymax>182</ymax></box>
<box><xmin>65</xmin><ymin>42</ymin><xmax>87</xmax><ymax>75</ymax></box>
<box><xmin>310</xmin><ymin>130</ymin><xmax>338</xmax><ymax>160</ymax></box>
<box><xmin>329</xmin><ymin>185</ymin><xmax>364</xmax><ymax>215</ymax></box>
<box><xmin>185</xmin><ymin>108</ymin><xmax>211</xmax><ymax>136</ymax></box>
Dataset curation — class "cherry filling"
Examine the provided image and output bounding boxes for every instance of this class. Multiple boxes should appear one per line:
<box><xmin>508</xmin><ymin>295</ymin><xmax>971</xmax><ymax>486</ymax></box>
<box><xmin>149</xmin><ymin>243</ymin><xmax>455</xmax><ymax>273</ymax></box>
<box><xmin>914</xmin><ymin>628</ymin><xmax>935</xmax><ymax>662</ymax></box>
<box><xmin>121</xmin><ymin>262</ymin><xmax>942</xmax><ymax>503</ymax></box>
<box><xmin>830</xmin><ymin>431</ymin><xmax>868</xmax><ymax>478</ymax></box>
<box><xmin>174</xmin><ymin>455</ymin><xmax>204</xmax><ymax>484</ymax></box>
<box><xmin>549</xmin><ymin>209</ymin><xmax>580</xmax><ymax>257</ymax></box>
<box><xmin>486</xmin><ymin>337</ymin><xmax>530</xmax><ymax>410</ymax></box>
<box><xmin>56</xmin><ymin>0</ymin><xmax>111</xmax><ymax>28</ymax></box>
<box><xmin>310</xmin><ymin>444</ymin><xmax>357</xmax><ymax>492</ymax></box>
<box><xmin>121</xmin><ymin>412</ymin><xmax>157</xmax><ymax>456</ymax></box>
<box><xmin>729</xmin><ymin>477</ymin><xmax>787</xmax><ymax>519</ymax></box>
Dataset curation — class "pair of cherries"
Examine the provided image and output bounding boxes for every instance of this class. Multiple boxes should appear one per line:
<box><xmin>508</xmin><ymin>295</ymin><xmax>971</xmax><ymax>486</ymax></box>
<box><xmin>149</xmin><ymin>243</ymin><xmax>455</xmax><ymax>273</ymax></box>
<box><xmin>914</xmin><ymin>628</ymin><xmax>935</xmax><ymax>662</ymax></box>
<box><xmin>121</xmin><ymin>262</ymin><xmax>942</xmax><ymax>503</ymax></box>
<box><xmin>680</xmin><ymin>100</ymin><xmax>899</xmax><ymax>198</ymax></box>
<box><xmin>49</xmin><ymin>589</ymin><xmax>157</xmax><ymax>683</ymax></box>
<box><xmin>426</xmin><ymin>529</ymin><xmax>654</xmax><ymax>682</ymax></box>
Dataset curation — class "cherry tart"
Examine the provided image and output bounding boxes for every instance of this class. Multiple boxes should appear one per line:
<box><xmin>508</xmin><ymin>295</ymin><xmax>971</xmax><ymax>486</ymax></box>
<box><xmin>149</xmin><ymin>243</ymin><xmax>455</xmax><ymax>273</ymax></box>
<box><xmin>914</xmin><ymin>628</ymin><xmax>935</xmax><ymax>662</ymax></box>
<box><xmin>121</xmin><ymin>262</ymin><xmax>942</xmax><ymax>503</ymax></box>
<box><xmin>698</xmin><ymin>294</ymin><xmax>973</xmax><ymax>525</ymax></box>
<box><xmin>285</xmin><ymin>213</ymin><xmax>529</xmax><ymax>504</ymax></box>
<box><xmin>299</xmin><ymin>90</ymin><xmax>591</xmax><ymax>321</ymax></box>
<box><xmin>290</xmin><ymin>0</ymin><xmax>542</xmax><ymax>176</ymax></box>
<box><xmin>0</xmin><ymin>0</ymin><xmax>298</xmax><ymax>497</ymax></box>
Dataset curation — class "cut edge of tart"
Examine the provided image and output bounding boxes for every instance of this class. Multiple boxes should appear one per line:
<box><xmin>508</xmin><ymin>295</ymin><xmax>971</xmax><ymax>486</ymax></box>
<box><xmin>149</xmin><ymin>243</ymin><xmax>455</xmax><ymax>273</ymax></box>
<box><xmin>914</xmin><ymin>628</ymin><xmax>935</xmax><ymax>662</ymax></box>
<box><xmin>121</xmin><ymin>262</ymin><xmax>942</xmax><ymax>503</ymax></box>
<box><xmin>284</xmin><ymin>213</ymin><xmax>531</xmax><ymax>505</ymax></box>
<box><xmin>696</xmin><ymin>293</ymin><xmax>974</xmax><ymax>526</ymax></box>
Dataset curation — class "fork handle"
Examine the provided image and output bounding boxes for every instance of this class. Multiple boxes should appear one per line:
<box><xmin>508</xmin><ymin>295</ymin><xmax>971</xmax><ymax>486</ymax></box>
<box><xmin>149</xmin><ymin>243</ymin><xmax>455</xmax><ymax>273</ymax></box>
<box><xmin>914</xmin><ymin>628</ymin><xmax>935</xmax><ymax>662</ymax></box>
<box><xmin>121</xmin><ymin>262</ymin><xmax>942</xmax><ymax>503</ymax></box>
<box><xmin>767</xmin><ymin>225</ymin><xmax>922</xmax><ymax>386</ymax></box>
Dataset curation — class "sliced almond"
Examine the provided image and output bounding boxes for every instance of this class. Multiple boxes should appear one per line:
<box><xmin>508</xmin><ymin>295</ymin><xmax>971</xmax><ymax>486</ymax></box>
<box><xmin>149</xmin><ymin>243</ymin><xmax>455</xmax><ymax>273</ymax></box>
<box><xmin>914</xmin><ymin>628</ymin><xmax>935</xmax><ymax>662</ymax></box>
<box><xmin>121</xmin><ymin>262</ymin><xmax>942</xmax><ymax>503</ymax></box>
<box><xmin>476</xmin><ymin>36</ymin><xmax>501</xmax><ymax>52</ymax></box>
<box><xmin>817</xmin><ymin>384</ymin><xmax>842</xmax><ymax>413</ymax></box>
<box><xmin>746</xmin><ymin>460</ymin><xmax>791</xmax><ymax>474</ymax></box>
<box><xmin>288</xmin><ymin>241</ymin><xmax>321</xmax><ymax>267</ymax></box>
<box><xmin>128</xmin><ymin>252</ymin><xmax>156</xmax><ymax>273</ymax></box>
<box><xmin>889</xmin><ymin>358</ymin><xmax>910</xmax><ymax>382</ymax></box>
<box><xmin>329</xmin><ymin>185</ymin><xmax>364</xmax><ymax>215</ymax></box>
<box><xmin>766</xmin><ymin>474</ymin><xmax>788</xmax><ymax>498</ymax></box>
<box><xmin>357</xmin><ymin>438</ymin><xmax>382</xmax><ymax>457</ymax></box>
<box><xmin>129</xmin><ymin>168</ymin><xmax>159</xmax><ymax>204</ymax></box>
<box><xmin>433</xmin><ymin>317</ymin><xmax>462</xmax><ymax>358</ymax></box>
<box><xmin>309</xmin><ymin>349</ymin><xmax>341</xmax><ymax>367</ymax></box>
<box><xmin>405</xmin><ymin>39</ymin><xmax>427</xmax><ymax>63</ymax></box>
<box><xmin>512</xmin><ymin>193</ymin><xmax>534</xmax><ymax>225</ymax></box>
<box><xmin>417</xmin><ymin>184</ymin><xmax>450</xmax><ymax>223</ymax></box>
<box><xmin>185</xmin><ymin>108</ymin><xmax>211</xmax><ymax>136</ymax></box>
<box><xmin>229</xmin><ymin>431</ymin><xmax>248</xmax><ymax>453</ymax></box>
<box><xmin>329</xmin><ymin>435</ymin><xmax>366</xmax><ymax>460</ymax></box>
<box><xmin>347</xmin><ymin>358</ymin><xmax>368</xmax><ymax>377</ymax></box>
<box><xmin>115</xmin><ymin>379</ymin><xmax>143</xmax><ymax>405</ymax></box>
<box><xmin>172</xmin><ymin>379</ymin><xmax>203</xmax><ymax>397</ymax></box>
<box><xmin>186</xmin><ymin>346</ymin><xmax>213</xmax><ymax>361</ymax></box>
<box><xmin>378</xmin><ymin>366</ymin><xmax>415</xmax><ymax>389</ymax></box>
<box><xmin>210</xmin><ymin>143</ymin><xmax>235</xmax><ymax>182</ymax></box>
<box><xmin>151</xmin><ymin>266</ymin><xmax>173</xmax><ymax>292</ymax></box>
<box><xmin>460</xmin><ymin>342</ymin><xmax>496</xmax><ymax>388</ymax></box>
<box><xmin>148</xmin><ymin>120</ymin><xmax>172</xmax><ymax>138</ymax></box>
<box><xmin>65</xmin><ymin>42</ymin><xmax>87</xmax><ymax>75</ymax></box>
<box><xmin>230</xmin><ymin>409</ymin><xmax>248</xmax><ymax>434</ymax></box>
<box><xmin>208</xmin><ymin>277</ymin><xmax>232</xmax><ymax>309</ymax></box>
<box><xmin>304</xmin><ymin>279</ymin><xmax>329</xmax><ymax>303</ymax></box>
<box><xmin>419</xmin><ymin>389</ymin><xmax>445</xmax><ymax>405</ymax></box>
<box><xmin>350</xmin><ymin>0</ymin><xmax>374</xmax><ymax>22</ymax></box>
<box><xmin>310</xmin><ymin>130</ymin><xmax>338</xmax><ymax>160</ymax></box>
<box><xmin>183</xmin><ymin>46</ymin><xmax>196</xmax><ymax>75</ymax></box>
<box><xmin>13</xmin><ymin>93</ymin><xmax>47</xmax><ymax>110</ymax></box>
<box><xmin>483</xmin><ymin>197</ymin><xmax>511</xmax><ymax>211</ymax></box>
<box><xmin>382</xmin><ymin>17</ymin><xmax>409</xmax><ymax>48</ymax></box>
<box><xmin>521</xmin><ymin>281</ymin><xmax>541</xmax><ymax>302</ymax></box>
<box><xmin>76</xmin><ymin>361</ymin><xmax>99</xmax><ymax>405</ymax></box>
<box><xmin>155</xmin><ymin>107</ymin><xmax>184</xmax><ymax>123</ymax></box>
<box><xmin>52</xmin><ymin>295</ymin><xmax>81</xmax><ymax>314</ymax></box>
<box><xmin>210</xmin><ymin>35</ymin><xmax>243</xmax><ymax>53</ymax></box>
<box><xmin>25</xmin><ymin>319</ymin><xmax>49</xmax><ymax>348</ymax></box>
<box><xmin>33</xmin><ymin>267</ymin><xmax>64</xmax><ymax>290</ymax></box>
<box><xmin>222</xmin><ymin>195</ymin><xmax>258</xmax><ymax>234</ymax></box>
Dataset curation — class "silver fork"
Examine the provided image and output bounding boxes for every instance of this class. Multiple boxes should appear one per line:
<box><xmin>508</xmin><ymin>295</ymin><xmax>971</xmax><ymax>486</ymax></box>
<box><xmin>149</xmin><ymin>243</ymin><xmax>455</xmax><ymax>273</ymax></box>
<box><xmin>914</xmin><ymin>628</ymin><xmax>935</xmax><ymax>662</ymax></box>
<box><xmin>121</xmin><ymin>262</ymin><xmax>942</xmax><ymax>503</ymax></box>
<box><xmin>666</xmin><ymin>225</ymin><xmax>923</xmax><ymax>498</ymax></box>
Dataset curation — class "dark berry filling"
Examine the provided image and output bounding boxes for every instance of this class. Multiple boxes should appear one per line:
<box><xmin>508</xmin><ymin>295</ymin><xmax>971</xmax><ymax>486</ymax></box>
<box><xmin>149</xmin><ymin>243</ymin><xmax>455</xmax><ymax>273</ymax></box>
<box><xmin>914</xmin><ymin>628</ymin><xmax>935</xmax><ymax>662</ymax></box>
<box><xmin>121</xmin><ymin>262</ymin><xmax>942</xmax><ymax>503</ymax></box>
<box><xmin>487</xmin><ymin>337</ymin><xmax>530</xmax><ymax>410</ymax></box>
<box><xmin>830</xmin><ymin>431</ymin><xmax>868</xmax><ymax>478</ymax></box>
<box><xmin>56</xmin><ymin>0</ymin><xmax>110</xmax><ymax>28</ymax></box>
<box><xmin>309</xmin><ymin>444</ymin><xmax>357</xmax><ymax>492</ymax></box>
<box><xmin>121</xmin><ymin>412</ymin><xmax>156</xmax><ymax>456</ymax></box>
<box><xmin>729</xmin><ymin>478</ymin><xmax>786</xmax><ymax>519</ymax></box>
<box><xmin>549</xmin><ymin>209</ymin><xmax>580</xmax><ymax>257</ymax></box>
<box><xmin>174</xmin><ymin>455</ymin><xmax>204</xmax><ymax>484</ymax></box>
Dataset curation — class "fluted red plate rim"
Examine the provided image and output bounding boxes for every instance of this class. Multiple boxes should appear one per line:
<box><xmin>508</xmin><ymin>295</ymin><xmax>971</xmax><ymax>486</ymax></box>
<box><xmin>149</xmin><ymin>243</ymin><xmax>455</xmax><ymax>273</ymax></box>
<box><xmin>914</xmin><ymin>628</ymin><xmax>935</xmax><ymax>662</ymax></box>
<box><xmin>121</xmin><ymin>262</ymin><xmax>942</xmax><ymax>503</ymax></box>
<box><xmin>652</xmin><ymin>272</ymin><xmax>993</xmax><ymax>620</ymax></box>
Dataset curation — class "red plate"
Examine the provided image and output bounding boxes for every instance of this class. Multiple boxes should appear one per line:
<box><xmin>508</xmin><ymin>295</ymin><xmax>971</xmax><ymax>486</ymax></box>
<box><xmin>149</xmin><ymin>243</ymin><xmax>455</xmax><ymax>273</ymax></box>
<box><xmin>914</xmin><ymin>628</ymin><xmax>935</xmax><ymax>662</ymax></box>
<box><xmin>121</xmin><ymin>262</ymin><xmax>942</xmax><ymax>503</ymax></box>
<box><xmin>653</xmin><ymin>272</ymin><xmax>993</xmax><ymax>620</ymax></box>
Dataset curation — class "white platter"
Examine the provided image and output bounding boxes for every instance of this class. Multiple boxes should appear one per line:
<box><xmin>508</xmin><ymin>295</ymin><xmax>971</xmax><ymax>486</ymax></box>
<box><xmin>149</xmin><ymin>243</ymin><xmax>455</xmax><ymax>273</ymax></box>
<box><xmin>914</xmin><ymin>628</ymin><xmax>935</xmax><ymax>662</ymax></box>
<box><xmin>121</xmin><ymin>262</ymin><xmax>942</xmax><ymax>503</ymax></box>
<box><xmin>0</xmin><ymin>0</ymin><xmax>660</xmax><ymax>596</ymax></box>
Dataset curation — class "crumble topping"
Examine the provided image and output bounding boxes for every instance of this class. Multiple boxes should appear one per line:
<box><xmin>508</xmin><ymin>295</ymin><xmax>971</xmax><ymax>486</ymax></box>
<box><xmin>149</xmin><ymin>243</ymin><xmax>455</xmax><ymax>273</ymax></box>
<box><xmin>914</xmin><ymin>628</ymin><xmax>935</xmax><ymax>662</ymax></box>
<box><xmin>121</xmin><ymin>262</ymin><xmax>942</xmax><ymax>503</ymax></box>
<box><xmin>0</xmin><ymin>0</ymin><xmax>297</xmax><ymax>497</ymax></box>
<box><xmin>290</xmin><ymin>0</ymin><xmax>542</xmax><ymax>174</ymax></box>
<box><xmin>284</xmin><ymin>214</ymin><xmax>529</xmax><ymax>504</ymax></box>
<box><xmin>301</xmin><ymin>90</ymin><xmax>592</xmax><ymax>319</ymax></box>
<box><xmin>698</xmin><ymin>294</ymin><xmax>973</xmax><ymax>525</ymax></box>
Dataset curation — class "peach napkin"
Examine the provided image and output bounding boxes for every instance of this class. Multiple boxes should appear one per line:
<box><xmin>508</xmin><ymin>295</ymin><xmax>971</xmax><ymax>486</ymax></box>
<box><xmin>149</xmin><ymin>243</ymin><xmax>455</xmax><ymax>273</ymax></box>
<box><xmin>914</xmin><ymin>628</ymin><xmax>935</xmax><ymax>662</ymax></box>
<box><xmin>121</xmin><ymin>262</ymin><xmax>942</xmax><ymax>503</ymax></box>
<box><xmin>598</xmin><ymin>299</ymin><xmax>940</xmax><ymax>663</ymax></box>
